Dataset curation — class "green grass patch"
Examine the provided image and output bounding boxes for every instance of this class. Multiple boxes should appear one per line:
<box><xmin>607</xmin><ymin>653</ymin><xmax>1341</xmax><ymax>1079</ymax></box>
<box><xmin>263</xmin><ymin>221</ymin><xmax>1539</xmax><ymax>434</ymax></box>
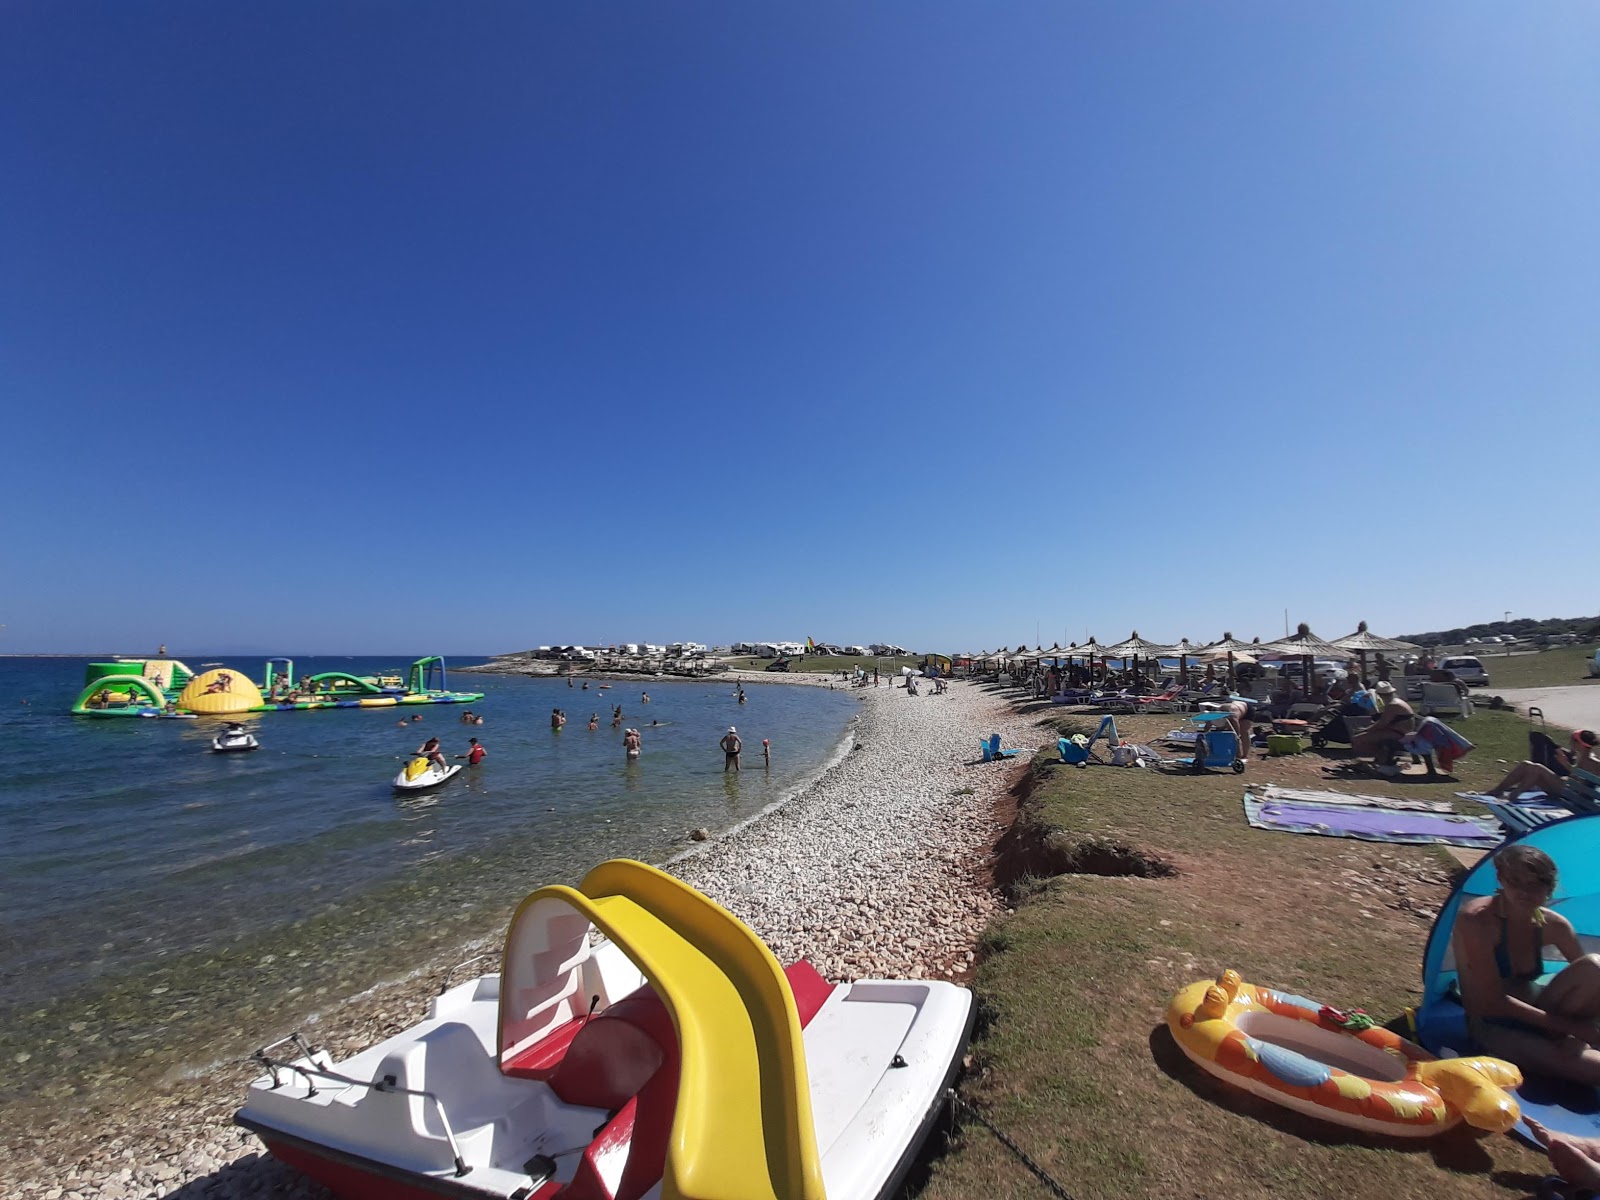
<box><xmin>1463</xmin><ymin>645</ymin><xmax>1600</xmax><ymax>690</ymax></box>
<box><xmin>921</xmin><ymin>705</ymin><xmax>1550</xmax><ymax>1199</ymax></box>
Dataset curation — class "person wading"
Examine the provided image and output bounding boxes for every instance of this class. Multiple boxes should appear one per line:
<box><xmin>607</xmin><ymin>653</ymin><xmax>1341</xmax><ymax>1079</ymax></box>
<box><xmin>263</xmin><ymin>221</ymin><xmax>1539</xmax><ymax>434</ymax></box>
<box><xmin>720</xmin><ymin>726</ymin><xmax>743</xmax><ymax>772</ymax></box>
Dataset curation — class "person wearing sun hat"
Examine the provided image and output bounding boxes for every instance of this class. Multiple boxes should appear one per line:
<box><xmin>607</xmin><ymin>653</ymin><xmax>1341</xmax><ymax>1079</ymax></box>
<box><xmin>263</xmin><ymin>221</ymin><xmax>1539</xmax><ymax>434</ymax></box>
<box><xmin>1351</xmin><ymin>679</ymin><xmax>1417</xmax><ymax>761</ymax></box>
<box><xmin>1487</xmin><ymin>729</ymin><xmax>1600</xmax><ymax>801</ymax></box>
<box><xmin>719</xmin><ymin>725</ymin><xmax>743</xmax><ymax>772</ymax></box>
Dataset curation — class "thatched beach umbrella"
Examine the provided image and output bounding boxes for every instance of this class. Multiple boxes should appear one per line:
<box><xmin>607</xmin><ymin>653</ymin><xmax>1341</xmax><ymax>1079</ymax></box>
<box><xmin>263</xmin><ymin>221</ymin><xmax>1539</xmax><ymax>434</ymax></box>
<box><xmin>1258</xmin><ymin>623</ymin><xmax>1347</xmax><ymax>694</ymax></box>
<box><xmin>1171</xmin><ymin>638</ymin><xmax>1200</xmax><ymax>687</ymax></box>
<box><xmin>1198</xmin><ymin>632</ymin><xmax>1258</xmax><ymax>687</ymax></box>
<box><xmin>1101</xmin><ymin>632</ymin><xmax>1178</xmax><ymax>690</ymax></box>
<box><xmin>1333</xmin><ymin>620</ymin><xmax>1421</xmax><ymax>685</ymax></box>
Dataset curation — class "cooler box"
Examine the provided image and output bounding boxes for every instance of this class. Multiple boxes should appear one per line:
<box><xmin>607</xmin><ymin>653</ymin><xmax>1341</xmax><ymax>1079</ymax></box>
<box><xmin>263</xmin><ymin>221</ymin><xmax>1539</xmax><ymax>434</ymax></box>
<box><xmin>1267</xmin><ymin>733</ymin><xmax>1307</xmax><ymax>756</ymax></box>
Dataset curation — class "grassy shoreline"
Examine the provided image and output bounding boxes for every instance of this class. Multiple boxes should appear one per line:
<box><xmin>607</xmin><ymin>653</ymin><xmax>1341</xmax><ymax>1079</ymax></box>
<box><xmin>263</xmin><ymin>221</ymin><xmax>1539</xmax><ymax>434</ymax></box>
<box><xmin>921</xmin><ymin>695</ymin><xmax>1554</xmax><ymax>1199</ymax></box>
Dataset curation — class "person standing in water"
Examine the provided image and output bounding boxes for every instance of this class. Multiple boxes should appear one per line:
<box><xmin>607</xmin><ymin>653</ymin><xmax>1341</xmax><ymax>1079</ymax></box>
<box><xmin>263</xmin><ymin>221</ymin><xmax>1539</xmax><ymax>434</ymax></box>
<box><xmin>762</xmin><ymin>738</ymin><xmax>770</xmax><ymax>768</ymax></box>
<box><xmin>458</xmin><ymin>737</ymin><xmax>486</xmax><ymax>766</ymax></box>
<box><xmin>720</xmin><ymin>726</ymin><xmax>743</xmax><ymax>772</ymax></box>
<box><xmin>641</xmin><ymin>692</ymin><xmax>650</xmax><ymax>704</ymax></box>
<box><xmin>551</xmin><ymin>708</ymin><xmax>566</xmax><ymax>730</ymax></box>
<box><xmin>587</xmin><ymin>713</ymin><xmax>599</xmax><ymax>731</ymax></box>
<box><xmin>624</xmin><ymin>728</ymin><xmax>641</xmax><ymax>760</ymax></box>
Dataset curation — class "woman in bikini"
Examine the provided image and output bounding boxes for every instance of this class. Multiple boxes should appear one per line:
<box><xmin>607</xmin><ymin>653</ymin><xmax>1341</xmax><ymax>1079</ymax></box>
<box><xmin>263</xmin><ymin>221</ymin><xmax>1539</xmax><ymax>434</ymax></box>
<box><xmin>1454</xmin><ymin>843</ymin><xmax>1600</xmax><ymax>1086</ymax></box>
<box><xmin>1488</xmin><ymin>729</ymin><xmax>1600</xmax><ymax>801</ymax></box>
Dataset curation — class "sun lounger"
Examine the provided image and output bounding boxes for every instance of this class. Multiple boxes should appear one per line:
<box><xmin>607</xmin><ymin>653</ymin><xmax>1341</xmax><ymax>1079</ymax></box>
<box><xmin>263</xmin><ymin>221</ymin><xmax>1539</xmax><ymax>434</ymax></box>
<box><xmin>1478</xmin><ymin>800</ymin><xmax>1571</xmax><ymax>837</ymax></box>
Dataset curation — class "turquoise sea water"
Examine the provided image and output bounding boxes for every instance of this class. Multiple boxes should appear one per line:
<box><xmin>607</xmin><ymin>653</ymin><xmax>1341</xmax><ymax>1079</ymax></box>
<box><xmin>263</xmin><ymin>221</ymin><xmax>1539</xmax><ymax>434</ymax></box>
<box><xmin>0</xmin><ymin>656</ymin><xmax>856</xmax><ymax>1114</ymax></box>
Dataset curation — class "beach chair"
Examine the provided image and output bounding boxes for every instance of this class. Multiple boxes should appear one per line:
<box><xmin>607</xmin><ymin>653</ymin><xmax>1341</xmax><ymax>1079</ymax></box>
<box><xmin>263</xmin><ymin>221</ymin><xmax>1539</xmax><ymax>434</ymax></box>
<box><xmin>1049</xmin><ymin>687</ymin><xmax>1097</xmax><ymax>706</ymax></box>
<box><xmin>1173</xmin><ymin>728</ymin><xmax>1246</xmax><ymax>774</ymax></box>
<box><xmin>1098</xmin><ymin>683</ymin><xmax>1187</xmax><ymax>715</ymax></box>
<box><xmin>980</xmin><ymin>733</ymin><xmax>1022</xmax><ymax>762</ymax></box>
<box><xmin>1057</xmin><ymin>715</ymin><xmax>1120</xmax><ymax>768</ymax></box>
<box><xmin>1162</xmin><ymin>710</ymin><xmax>1234</xmax><ymax>747</ymax></box>
<box><xmin>1562</xmin><ymin>769</ymin><xmax>1600</xmax><ymax>815</ymax></box>
<box><xmin>1418</xmin><ymin>682</ymin><xmax>1466</xmax><ymax>718</ymax></box>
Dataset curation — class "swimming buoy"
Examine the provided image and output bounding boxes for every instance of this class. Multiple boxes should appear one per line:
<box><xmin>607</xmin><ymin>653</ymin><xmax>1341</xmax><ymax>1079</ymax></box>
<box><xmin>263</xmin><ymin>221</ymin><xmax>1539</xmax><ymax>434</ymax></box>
<box><xmin>1167</xmin><ymin>970</ymin><xmax>1521</xmax><ymax>1136</ymax></box>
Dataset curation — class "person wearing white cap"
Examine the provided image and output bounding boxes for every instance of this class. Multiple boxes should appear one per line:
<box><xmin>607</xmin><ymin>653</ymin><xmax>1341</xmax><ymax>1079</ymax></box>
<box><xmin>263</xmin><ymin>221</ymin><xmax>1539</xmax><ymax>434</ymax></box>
<box><xmin>1351</xmin><ymin>679</ymin><xmax>1416</xmax><ymax>763</ymax></box>
<box><xmin>719</xmin><ymin>725</ymin><xmax>743</xmax><ymax>772</ymax></box>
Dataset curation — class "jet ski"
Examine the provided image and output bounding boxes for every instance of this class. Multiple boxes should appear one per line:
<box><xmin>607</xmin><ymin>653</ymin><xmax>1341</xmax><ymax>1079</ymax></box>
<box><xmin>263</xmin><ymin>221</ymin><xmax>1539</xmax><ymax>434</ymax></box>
<box><xmin>211</xmin><ymin>729</ymin><xmax>260</xmax><ymax>753</ymax></box>
<box><xmin>392</xmin><ymin>757</ymin><xmax>462</xmax><ymax>793</ymax></box>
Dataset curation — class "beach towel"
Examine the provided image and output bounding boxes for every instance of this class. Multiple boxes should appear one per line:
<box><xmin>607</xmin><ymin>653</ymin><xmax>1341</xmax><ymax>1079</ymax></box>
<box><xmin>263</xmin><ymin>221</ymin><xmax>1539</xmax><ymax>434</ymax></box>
<box><xmin>1242</xmin><ymin>792</ymin><xmax>1502</xmax><ymax>848</ymax></box>
<box><xmin>1404</xmin><ymin>717</ymin><xmax>1475</xmax><ymax>773</ymax></box>
<box><xmin>1255</xmin><ymin>785</ymin><xmax>1456</xmax><ymax>813</ymax></box>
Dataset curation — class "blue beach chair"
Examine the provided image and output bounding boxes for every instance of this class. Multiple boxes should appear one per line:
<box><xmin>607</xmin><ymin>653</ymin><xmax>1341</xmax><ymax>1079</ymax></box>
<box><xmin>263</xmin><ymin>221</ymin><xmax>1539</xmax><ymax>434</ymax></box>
<box><xmin>980</xmin><ymin>733</ymin><xmax>1022</xmax><ymax>762</ymax></box>
<box><xmin>1057</xmin><ymin>715</ymin><xmax>1120</xmax><ymax>769</ymax></box>
<box><xmin>1179</xmin><ymin>728</ymin><xmax>1246</xmax><ymax>774</ymax></box>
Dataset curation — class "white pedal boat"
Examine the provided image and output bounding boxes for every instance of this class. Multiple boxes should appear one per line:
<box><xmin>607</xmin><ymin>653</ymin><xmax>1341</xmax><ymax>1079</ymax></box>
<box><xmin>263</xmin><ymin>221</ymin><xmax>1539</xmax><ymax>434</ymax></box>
<box><xmin>237</xmin><ymin>858</ymin><xmax>974</xmax><ymax>1200</ymax></box>
<box><xmin>211</xmin><ymin>731</ymin><xmax>260</xmax><ymax>753</ymax></box>
<box><xmin>393</xmin><ymin>760</ymin><xmax>462</xmax><ymax>793</ymax></box>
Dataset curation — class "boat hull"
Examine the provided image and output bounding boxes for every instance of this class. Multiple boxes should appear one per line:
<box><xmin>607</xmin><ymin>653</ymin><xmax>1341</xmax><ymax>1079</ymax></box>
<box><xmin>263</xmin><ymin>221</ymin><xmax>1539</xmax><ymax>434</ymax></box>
<box><xmin>239</xmin><ymin>968</ymin><xmax>972</xmax><ymax>1200</ymax></box>
<box><xmin>392</xmin><ymin>764</ymin><xmax>462</xmax><ymax>793</ymax></box>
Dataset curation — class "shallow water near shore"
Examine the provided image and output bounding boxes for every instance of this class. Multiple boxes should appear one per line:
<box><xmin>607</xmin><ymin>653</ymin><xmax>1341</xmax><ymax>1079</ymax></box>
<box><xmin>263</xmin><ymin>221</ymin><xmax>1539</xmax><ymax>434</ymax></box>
<box><xmin>0</xmin><ymin>657</ymin><xmax>856</xmax><ymax>1118</ymax></box>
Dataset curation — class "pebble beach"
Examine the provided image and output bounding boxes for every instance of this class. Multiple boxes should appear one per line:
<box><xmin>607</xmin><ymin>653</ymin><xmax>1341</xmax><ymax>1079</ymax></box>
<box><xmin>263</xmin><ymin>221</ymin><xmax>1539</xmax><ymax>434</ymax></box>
<box><xmin>5</xmin><ymin>675</ymin><xmax>1042</xmax><ymax>1200</ymax></box>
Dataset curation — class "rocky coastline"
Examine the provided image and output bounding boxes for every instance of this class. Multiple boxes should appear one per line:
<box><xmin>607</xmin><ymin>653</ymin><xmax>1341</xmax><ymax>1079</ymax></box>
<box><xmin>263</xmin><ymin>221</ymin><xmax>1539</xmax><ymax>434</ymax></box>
<box><xmin>4</xmin><ymin>677</ymin><xmax>1041</xmax><ymax>1199</ymax></box>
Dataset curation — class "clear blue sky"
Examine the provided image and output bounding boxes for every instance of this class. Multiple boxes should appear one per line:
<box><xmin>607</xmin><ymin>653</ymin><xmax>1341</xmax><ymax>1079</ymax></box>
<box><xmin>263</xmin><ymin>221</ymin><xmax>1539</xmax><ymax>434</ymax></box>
<box><xmin>4</xmin><ymin>3</ymin><xmax>1596</xmax><ymax>655</ymax></box>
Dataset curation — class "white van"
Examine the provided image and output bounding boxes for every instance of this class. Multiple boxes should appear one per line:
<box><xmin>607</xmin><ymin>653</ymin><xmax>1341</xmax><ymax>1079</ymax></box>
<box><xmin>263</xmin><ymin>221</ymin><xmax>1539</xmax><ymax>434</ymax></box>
<box><xmin>1439</xmin><ymin>656</ymin><xmax>1491</xmax><ymax>687</ymax></box>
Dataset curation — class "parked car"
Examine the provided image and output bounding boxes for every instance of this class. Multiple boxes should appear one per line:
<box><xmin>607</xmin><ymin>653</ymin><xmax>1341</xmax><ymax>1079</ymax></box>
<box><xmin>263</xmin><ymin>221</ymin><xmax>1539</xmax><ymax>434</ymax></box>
<box><xmin>766</xmin><ymin>658</ymin><xmax>791</xmax><ymax>672</ymax></box>
<box><xmin>1439</xmin><ymin>656</ymin><xmax>1491</xmax><ymax>687</ymax></box>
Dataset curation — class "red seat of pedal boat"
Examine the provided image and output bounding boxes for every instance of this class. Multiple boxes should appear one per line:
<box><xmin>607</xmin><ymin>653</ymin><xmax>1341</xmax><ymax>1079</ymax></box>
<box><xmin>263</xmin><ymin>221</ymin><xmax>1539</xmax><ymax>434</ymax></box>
<box><xmin>503</xmin><ymin>960</ymin><xmax>835</xmax><ymax>1084</ymax></box>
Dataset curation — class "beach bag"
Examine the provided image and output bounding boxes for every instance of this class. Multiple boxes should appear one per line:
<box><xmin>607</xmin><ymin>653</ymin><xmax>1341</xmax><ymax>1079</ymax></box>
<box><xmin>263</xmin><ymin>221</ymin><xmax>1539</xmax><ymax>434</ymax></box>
<box><xmin>1111</xmin><ymin>743</ymin><xmax>1140</xmax><ymax>767</ymax></box>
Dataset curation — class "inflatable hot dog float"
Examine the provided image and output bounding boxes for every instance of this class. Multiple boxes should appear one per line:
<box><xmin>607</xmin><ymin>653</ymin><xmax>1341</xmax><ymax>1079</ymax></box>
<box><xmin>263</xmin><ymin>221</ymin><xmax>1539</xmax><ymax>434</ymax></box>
<box><xmin>1167</xmin><ymin>969</ymin><xmax>1522</xmax><ymax>1136</ymax></box>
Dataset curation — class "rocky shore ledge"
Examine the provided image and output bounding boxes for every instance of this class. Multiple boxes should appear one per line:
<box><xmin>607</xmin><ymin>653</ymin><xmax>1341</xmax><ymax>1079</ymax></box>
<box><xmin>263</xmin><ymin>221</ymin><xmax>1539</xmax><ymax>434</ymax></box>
<box><xmin>5</xmin><ymin>678</ymin><xmax>1042</xmax><ymax>1199</ymax></box>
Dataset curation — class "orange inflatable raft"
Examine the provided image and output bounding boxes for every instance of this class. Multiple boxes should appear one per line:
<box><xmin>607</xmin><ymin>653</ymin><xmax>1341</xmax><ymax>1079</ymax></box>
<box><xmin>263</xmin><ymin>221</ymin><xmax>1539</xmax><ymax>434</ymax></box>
<box><xmin>1167</xmin><ymin>970</ymin><xmax>1522</xmax><ymax>1136</ymax></box>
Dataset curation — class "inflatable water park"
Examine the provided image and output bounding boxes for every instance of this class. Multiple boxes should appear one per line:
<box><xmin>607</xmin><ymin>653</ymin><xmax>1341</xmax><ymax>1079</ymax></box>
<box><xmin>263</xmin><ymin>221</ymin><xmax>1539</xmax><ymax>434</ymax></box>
<box><xmin>71</xmin><ymin>656</ymin><xmax>482</xmax><ymax>718</ymax></box>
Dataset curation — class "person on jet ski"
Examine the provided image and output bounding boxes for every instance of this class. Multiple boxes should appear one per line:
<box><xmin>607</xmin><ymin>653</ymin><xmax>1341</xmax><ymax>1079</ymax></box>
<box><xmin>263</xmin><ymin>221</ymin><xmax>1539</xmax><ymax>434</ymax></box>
<box><xmin>416</xmin><ymin>736</ymin><xmax>446</xmax><ymax>772</ymax></box>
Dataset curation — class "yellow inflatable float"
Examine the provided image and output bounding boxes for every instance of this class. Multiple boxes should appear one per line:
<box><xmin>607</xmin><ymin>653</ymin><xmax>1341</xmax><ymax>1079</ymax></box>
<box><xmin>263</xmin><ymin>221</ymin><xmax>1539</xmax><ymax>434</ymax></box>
<box><xmin>1167</xmin><ymin>970</ymin><xmax>1522</xmax><ymax>1136</ymax></box>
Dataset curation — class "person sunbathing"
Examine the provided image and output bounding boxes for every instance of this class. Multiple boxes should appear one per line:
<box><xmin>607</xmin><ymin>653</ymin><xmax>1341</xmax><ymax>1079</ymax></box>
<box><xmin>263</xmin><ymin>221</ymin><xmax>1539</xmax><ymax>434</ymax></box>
<box><xmin>1489</xmin><ymin>730</ymin><xmax>1600</xmax><ymax>800</ymax></box>
<box><xmin>1454</xmin><ymin>844</ymin><xmax>1600</xmax><ymax>1087</ymax></box>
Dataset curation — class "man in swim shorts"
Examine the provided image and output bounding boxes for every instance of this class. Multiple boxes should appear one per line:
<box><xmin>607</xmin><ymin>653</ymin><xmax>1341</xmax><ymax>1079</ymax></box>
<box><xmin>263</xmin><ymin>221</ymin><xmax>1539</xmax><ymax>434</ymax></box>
<box><xmin>720</xmin><ymin>726</ymin><xmax>742</xmax><ymax>772</ymax></box>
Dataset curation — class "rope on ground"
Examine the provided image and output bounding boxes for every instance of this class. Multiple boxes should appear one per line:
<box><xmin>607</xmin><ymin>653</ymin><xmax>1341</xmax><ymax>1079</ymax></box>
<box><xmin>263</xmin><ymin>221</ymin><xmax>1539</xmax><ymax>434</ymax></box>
<box><xmin>951</xmin><ymin>1091</ymin><xmax>1075</xmax><ymax>1200</ymax></box>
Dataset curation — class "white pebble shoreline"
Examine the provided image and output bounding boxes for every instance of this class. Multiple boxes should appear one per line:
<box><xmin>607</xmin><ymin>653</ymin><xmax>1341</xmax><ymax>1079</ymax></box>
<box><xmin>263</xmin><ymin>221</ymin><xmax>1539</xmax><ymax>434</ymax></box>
<box><xmin>6</xmin><ymin>677</ymin><xmax>1041</xmax><ymax>1199</ymax></box>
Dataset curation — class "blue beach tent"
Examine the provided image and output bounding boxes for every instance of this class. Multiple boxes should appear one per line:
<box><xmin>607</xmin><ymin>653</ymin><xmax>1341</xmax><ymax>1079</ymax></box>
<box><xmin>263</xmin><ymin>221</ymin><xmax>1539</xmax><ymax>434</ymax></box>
<box><xmin>1418</xmin><ymin>813</ymin><xmax>1600</xmax><ymax>1144</ymax></box>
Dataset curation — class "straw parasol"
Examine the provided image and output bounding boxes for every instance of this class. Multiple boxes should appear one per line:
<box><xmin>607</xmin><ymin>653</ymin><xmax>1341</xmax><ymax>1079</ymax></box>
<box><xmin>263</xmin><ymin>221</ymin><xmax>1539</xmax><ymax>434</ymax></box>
<box><xmin>1101</xmin><ymin>631</ymin><xmax>1178</xmax><ymax>689</ymax></box>
<box><xmin>1170</xmin><ymin>638</ymin><xmax>1201</xmax><ymax>687</ymax></box>
<box><xmin>1258</xmin><ymin>623</ymin><xmax>1347</xmax><ymax>694</ymax></box>
<box><xmin>1060</xmin><ymin>638</ymin><xmax>1104</xmax><ymax>680</ymax></box>
<box><xmin>1333</xmin><ymin>620</ymin><xmax>1421</xmax><ymax>685</ymax></box>
<box><xmin>1198</xmin><ymin>632</ymin><xmax>1258</xmax><ymax>686</ymax></box>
